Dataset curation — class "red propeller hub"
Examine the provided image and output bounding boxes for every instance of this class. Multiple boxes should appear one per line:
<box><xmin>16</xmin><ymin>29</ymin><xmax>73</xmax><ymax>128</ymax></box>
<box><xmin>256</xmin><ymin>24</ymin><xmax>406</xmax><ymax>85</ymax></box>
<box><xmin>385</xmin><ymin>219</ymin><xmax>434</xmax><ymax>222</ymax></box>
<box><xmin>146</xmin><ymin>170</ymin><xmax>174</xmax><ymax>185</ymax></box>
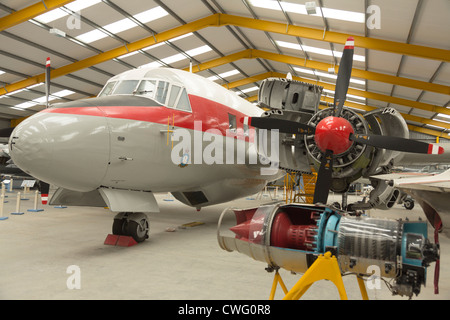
<box><xmin>314</xmin><ymin>116</ymin><xmax>354</xmax><ymax>154</ymax></box>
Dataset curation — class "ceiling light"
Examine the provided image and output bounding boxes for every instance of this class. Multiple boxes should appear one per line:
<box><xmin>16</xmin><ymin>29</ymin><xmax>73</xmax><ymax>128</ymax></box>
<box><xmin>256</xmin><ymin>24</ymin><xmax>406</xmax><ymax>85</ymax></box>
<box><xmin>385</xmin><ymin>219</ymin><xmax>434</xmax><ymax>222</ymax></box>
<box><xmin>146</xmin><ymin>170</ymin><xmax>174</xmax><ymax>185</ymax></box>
<box><xmin>305</xmin><ymin>2</ymin><xmax>317</xmax><ymax>15</ymax></box>
<box><xmin>0</xmin><ymin>70</ymin><xmax>5</xmax><ymax>76</ymax></box>
<box><xmin>49</xmin><ymin>28</ymin><xmax>66</xmax><ymax>38</ymax></box>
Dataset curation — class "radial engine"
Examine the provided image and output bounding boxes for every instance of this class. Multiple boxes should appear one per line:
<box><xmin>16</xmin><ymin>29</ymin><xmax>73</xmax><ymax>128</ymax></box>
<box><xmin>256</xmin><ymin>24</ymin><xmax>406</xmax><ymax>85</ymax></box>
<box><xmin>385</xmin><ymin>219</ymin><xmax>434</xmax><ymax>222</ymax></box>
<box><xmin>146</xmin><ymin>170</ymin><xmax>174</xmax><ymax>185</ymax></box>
<box><xmin>218</xmin><ymin>202</ymin><xmax>439</xmax><ymax>298</ymax></box>
<box><xmin>256</xmin><ymin>77</ymin><xmax>420</xmax><ymax>210</ymax></box>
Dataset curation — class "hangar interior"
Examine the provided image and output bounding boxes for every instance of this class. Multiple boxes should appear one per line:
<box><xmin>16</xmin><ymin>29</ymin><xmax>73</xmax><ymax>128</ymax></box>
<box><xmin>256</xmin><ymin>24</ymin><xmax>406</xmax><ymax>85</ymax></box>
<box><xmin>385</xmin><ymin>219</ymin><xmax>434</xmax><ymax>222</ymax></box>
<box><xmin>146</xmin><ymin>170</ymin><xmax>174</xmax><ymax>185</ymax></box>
<box><xmin>0</xmin><ymin>0</ymin><xmax>449</xmax><ymax>300</ymax></box>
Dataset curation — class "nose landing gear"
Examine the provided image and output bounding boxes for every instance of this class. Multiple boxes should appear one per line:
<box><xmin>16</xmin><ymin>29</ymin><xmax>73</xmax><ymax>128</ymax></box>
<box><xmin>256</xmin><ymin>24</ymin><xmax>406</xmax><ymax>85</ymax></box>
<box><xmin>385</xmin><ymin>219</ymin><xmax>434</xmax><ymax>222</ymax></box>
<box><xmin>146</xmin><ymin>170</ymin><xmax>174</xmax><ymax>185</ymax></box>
<box><xmin>112</xmin><ymin>212</ymin><xmax>149</xmax><ymax>243</ymax></box>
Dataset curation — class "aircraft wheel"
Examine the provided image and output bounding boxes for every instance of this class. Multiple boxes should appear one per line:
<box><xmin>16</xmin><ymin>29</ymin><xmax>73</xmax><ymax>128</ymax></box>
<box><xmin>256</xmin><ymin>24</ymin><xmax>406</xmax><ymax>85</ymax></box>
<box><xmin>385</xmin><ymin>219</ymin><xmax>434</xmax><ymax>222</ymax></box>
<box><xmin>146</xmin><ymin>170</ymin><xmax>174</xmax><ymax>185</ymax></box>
<box><xmin>112</xmin><ymin>218</ymin><xmax>128</xmax><ymax>235</ymax></box>
<box><xmin>127</xmin><ymin>218</ymin><xmax>149</xmax><ymax>243</ymax></box>
<box><xmin>404</xmin><ymin>199</ymin><xmax>414</xmax><ymax>210</ymax></box>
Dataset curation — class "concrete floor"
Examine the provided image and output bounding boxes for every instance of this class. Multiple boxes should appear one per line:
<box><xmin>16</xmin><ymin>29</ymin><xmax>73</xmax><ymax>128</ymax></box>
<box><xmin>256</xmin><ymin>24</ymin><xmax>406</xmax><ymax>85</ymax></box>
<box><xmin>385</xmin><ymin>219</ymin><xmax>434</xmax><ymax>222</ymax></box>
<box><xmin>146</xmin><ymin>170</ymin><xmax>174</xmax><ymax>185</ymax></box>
<box><xmin>0</xmin><ymin>189</ymin><xmax>448</xmax><ymax>300</ymax></box>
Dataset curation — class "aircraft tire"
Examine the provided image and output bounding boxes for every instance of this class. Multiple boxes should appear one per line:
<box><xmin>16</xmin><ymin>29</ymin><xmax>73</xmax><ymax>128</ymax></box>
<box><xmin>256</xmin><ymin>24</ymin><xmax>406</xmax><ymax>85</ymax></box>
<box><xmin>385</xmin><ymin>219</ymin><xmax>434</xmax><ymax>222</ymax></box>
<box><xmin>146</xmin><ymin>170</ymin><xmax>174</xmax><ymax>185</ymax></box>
<box><xmin>112</xmin><ymin>218</ymin><xmax>127</xmax><ymax>235</ymax></box>
<box><xmin>127</xmin><ymin>219</ymin><xmax>149</xmax><ymax>243</ymax></box>
<box><xmin>404</xmin><ymin>199</ymin><xmax>414</xmax><ymax>210</ymax></box>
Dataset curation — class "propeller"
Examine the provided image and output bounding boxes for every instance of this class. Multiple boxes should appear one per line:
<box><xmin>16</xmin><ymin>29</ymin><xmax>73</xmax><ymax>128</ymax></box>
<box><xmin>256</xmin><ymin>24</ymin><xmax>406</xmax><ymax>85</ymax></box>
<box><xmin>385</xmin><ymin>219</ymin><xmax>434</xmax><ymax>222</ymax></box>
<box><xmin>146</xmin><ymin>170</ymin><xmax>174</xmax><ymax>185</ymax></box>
<box><xmin>247</xmin><ymin>36</ymin><xmax>445</xmax><ymax>205</ymax></box>
<box><xmin>45</xmin><ymin>57</ymin><xmax>51</xmax><ymax>108</ymax></box>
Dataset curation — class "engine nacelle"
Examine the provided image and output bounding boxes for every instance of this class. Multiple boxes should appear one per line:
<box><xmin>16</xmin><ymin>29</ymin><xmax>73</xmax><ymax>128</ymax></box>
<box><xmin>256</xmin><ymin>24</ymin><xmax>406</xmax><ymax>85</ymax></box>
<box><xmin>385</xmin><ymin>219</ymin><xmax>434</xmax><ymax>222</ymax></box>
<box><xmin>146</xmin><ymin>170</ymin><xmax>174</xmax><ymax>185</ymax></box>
<box><xmin>256</xmin><ymin>78</ymin><xmax>412</xmax><ymax>195</ymax></box>
<box><xmin>218</xmin><ymin>202</ymin><xmax>439</xmax><ymax>298</ymax></box>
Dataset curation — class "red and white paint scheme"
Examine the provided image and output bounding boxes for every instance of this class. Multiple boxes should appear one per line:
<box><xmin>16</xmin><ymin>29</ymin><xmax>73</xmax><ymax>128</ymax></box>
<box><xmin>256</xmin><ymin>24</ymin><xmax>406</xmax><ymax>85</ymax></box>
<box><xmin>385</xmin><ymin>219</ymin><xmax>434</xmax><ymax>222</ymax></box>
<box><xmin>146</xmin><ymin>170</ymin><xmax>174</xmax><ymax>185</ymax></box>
<box><xmin>9</xmin><ymin>67</ymin><xmax>282</xmax><ymax>242</ymax></box>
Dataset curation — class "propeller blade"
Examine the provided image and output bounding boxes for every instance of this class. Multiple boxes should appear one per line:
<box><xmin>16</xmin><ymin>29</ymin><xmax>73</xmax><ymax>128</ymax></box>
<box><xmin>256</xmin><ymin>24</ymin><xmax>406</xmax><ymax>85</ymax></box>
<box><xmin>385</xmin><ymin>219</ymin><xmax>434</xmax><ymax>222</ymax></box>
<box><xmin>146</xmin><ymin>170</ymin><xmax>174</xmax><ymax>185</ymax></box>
<box><xmin>245</xmin><ymin>117</ymin><xmax>315</xmax><ymax>135</ymax></box>
<box><xmin>334</xmin><ymin>37</ymin><xmax>354</xmax><ymax>117</ymax></box>
<box><xmin>313</xmin><ymin>149</ymin><xmax>333</xmax><ymax>204</ymax></box>
<box><xmin>0</xmin><ymin>127</ymin><xmax>14</xmax><ymax>138</ymax></box>
<box><xmin>45</xmin><ymin>57</ymin><xmax>51</xmax><ymax>108</ymax></box>
<box><xmin>38</xmin><ymin>181</ymin><xmax>50</xmax><ymax>205</ymax></box>
<box><xmin>434</xmin><ymin>220</ymin><xmax>441</xmax><ymax>294</ymax></box>
<box><xmin>349</xmin><ymin>133</ymin><xmax>444</xmax><ymax>154</ymax></box>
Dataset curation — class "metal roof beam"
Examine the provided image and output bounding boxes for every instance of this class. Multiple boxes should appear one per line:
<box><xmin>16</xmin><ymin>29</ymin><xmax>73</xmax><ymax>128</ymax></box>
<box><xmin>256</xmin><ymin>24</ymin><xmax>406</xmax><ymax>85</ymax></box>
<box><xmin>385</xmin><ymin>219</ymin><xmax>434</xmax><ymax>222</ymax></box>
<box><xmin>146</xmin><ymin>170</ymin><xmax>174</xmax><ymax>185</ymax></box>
<box><xmin>0</xmin><ymin>0</ymin><xmax>75</xmax><ymax>32</ymax></box>
<box><xmin>218</xmin><ymin>14</ymin><xmax>450</xmax><ymax>62</ymax></box>
<box><xmin>1</xmin><ymin>14</ymin><xmax>448</xmax><ymax>97</ymax></box>
<box><xmin>184</xmin><ymin>49</ymin><xmax>449</xmax><ymax>95</ymax></box>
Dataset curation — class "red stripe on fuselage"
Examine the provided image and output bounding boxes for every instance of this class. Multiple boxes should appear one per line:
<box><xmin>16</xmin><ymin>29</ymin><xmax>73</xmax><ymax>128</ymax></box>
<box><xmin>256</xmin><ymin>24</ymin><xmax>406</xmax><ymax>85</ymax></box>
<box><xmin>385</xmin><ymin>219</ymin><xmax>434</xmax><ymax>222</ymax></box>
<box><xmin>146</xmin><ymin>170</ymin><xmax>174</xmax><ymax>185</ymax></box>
<box><xmin>42</xmin><ymin>95</ymin><xmax>255</xmax><ymax>141</ymax></box>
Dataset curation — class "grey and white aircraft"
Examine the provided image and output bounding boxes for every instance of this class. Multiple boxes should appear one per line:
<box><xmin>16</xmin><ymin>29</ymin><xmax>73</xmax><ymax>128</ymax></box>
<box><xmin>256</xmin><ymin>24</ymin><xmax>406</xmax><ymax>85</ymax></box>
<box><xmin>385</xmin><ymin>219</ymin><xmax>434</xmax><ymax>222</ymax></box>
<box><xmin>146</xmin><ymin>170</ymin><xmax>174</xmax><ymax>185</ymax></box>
<box><xmin>7</xmin><ymin>37</ymin><xmax>446</xmax><ymax>243</ymax></box>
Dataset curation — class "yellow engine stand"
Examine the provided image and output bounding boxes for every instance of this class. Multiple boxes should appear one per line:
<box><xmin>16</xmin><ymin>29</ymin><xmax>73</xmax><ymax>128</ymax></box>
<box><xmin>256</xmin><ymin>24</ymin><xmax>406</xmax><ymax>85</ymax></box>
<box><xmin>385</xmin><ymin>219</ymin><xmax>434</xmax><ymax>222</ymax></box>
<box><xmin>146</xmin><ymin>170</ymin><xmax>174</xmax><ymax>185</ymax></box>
<box><xmin>270</xmin><ymin>252</ymin><xmax>369</xmax><ymax>300</ymax></box>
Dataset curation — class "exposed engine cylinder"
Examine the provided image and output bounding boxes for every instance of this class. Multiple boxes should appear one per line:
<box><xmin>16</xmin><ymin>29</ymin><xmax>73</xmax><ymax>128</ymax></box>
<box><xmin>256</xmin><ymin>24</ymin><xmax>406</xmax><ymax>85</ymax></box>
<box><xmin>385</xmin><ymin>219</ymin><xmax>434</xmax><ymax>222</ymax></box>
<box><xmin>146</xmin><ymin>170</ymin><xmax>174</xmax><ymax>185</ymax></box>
<box><xmin>218</xmin><ymin>202</ymin><xmax>439</xmax><ymax>298</ymax></box>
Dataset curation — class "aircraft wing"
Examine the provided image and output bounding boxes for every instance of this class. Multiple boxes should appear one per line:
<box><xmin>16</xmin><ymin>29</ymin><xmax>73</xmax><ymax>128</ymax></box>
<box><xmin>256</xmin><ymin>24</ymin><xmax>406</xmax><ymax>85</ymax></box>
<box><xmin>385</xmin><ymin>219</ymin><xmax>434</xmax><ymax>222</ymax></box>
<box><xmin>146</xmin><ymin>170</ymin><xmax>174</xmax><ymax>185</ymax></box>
<box><xmin>373</xmin><ymin>169</ymin><xmax>450</xmax><ymax>193</ymax></box>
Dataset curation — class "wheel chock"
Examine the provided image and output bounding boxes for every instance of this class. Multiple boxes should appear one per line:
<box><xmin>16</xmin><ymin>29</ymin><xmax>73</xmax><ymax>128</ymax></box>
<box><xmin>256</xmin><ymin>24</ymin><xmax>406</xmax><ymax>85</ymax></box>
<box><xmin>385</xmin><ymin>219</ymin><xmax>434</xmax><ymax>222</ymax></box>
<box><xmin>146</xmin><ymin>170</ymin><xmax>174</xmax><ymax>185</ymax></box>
<box><xmin>104</xmin><ymin>234</ymin><xmax>138</xmax><ymax>247</ymax></box>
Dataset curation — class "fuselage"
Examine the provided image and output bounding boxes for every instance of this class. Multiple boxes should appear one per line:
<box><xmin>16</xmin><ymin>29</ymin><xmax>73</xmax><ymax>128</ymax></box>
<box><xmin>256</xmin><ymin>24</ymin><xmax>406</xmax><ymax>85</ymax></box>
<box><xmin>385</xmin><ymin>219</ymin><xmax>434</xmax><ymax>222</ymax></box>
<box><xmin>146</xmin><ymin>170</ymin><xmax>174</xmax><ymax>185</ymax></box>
<box><xmin>9</xmin><ymin>67</ymin><xmax>283</xmax><ymax>207</ymax></box>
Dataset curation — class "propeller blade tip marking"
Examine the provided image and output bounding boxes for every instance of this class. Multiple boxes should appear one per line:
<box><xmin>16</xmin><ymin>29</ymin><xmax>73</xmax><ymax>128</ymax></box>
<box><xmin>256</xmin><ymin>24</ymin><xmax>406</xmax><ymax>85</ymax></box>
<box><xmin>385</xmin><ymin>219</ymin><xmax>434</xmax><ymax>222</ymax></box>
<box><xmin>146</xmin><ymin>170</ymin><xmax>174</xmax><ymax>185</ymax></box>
<box><xmin>344</xmin><ymin>37</ymin><xmax>354</xmax><ymax>49</ymax></box>
<box><xmin>428</xmin><ymin>145</ymin><xmax>445</xmax><ymax>155</ymax></box>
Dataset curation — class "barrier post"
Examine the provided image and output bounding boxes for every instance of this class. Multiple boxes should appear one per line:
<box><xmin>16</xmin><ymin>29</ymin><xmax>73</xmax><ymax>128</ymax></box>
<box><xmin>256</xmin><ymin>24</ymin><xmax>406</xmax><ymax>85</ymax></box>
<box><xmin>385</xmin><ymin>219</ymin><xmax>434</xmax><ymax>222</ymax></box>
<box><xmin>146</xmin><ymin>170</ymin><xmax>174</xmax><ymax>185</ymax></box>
<box><xmin>11</xmin><ymin>192</ymin><xmax>24</xmax><ymax>215</ymax></box>
<box><xmin>28</xmin><ymin>190</ymin><xmax>44</xmax><ymax>212</ymax></box>
<box><xmin>0</xmin><ymin>194</ymin><xmax>7</xmax><ymax>220</ymax></box>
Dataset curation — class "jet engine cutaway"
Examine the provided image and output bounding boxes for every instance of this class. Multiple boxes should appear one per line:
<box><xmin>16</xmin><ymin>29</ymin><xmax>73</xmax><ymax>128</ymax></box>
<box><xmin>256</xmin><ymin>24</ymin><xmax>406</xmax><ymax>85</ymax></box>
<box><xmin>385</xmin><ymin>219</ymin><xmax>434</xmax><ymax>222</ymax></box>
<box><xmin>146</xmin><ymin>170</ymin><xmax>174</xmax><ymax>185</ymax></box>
<box><xmin>218</xmin><ymin>202</ymin><xmax>439</xmax><ymax>298</ymax></box>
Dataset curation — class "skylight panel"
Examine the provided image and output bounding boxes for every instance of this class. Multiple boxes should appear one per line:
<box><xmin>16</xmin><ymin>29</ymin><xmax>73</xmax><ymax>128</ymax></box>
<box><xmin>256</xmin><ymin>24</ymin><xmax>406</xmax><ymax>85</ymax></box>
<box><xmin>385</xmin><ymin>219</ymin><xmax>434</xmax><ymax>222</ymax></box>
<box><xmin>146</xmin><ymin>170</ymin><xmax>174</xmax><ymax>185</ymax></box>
<box><xmin>239</xmin><ymin>87</ymin><xmax>259</xmax><ymax>95</ymax></box>
<box><xmin>104</xmin><ymin>18</ymin><xmax>138</xmax><ymax>34</ymax></box>
<box><xmin>76</xmin><ymin>29</ymin><xmax>105</xmax><ymax>43</ymax></box>
<box><xmin>139</xmin><ymin>45</ymin><xmax>211</xmax><ymax>69</ymax></box>
<box><xmin>277</xmin><ymin>40</ymin><xmax>365</xmax><ymax>62</ymax></box>
<box><xmin>207</xmin><ymin>70</ymin><xmax>240</xmax><ymax>81</ymax></box>
<box><xmin>133</xmin><ymin>6</ymin><xmax>168</xmax><ymax>23</ymax></box>
<box><xmin>34</xmin><ymin>8</ymin><xmax>67</xmax><ymax>24</ymax></box>
<box><xmin>437</xmin><ymin>113</ymin><xmax>450</xmax><ymax>119</ymax></box>
<box><xmin>13</xmin><ymin>101</ymin><xmax>38</xmax><ymax>109</ymax></box>
<box><xmin>53</xmin><ymin>89</ymin><xmax>75</xmax><ymax>97</ymax></box>
<box><xmin>35</xmin><ymin>0</ymin><xmax>101</xmax><ymax>23</ymax></box>
<box><xmin>32</xmin><ymin>96</ymin><xmax>57</xmax><ymax>104</ymax></box>
<box><xmin>66</xmin><ymin>0</ymin><xmax>102</xmax><ymax>12</ymax></box>
<box><xmin>294</xmin><ymin>67</ymin><xmax>365</xmax><ymax>86</ymax></box>
<box><xmin>185</xmin><ymin>45</ymin><xmax>212</xmax><ymax>57</ymax></box>
<box><xmin>76</xmin><ymin>6</ymin><xmax>168</xmax><ymax>44</ymax></box>
<box><xmin>248</xmin><ymin>0</ymin><xmax>365</xmax><ymax>23</ymax></box>
<box><xmin>321</xmin><ymin>7</ymin><xmax>365</xmax><ymax>23</ymax></box>
<box><xmin>322</xmin><ymin>89</ymin><xmax>366</xmax><ymax>102</ymax></box>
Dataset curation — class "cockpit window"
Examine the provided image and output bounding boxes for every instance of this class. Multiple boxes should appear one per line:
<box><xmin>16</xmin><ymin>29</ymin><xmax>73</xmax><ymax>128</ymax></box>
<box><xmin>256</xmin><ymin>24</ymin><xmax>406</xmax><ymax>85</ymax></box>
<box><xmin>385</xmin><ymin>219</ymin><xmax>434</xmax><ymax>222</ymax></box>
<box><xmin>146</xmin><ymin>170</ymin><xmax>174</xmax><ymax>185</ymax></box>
<box><xmin>155</xmin><ymin>81</ymin><xmax>169</xmax><ymax>104</ymax></box>
<box><xmin>135</xmin><ymin>80</ymin><xmax>156</xmax><ymax>97</ymax></box>
<box><xmin>97</xmin><ymin>78</ymin><xmax>191</xmax><ymax>111</ymax></box>
<box><xmin>98</xmin><ymin>81</ymin><xmax>117</xmax><ymax>97</ymax></box>
<box><xmin>168</xmin><ymin>85</ymin><xmax>181</xmax><ymax>108</ymax></box>
<box><xmin>176</xmin><ymin>88</ymin><xmax>191</xmax><ymax>112</ymax></box>
<box><xmin>113</xmin><ymin>80</ymin><xmax>139</xmax><ymax>95</ymax></box>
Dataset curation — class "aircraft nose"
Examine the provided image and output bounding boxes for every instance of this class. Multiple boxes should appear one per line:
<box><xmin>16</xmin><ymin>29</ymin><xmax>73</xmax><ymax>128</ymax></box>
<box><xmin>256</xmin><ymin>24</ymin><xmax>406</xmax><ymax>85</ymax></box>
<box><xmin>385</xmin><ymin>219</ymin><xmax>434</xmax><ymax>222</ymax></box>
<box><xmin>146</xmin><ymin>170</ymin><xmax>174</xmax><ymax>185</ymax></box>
<box><xmin>9</xmin><ymin>106</ymin><xmax>110</xmax><ymax>192</ymax></box>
